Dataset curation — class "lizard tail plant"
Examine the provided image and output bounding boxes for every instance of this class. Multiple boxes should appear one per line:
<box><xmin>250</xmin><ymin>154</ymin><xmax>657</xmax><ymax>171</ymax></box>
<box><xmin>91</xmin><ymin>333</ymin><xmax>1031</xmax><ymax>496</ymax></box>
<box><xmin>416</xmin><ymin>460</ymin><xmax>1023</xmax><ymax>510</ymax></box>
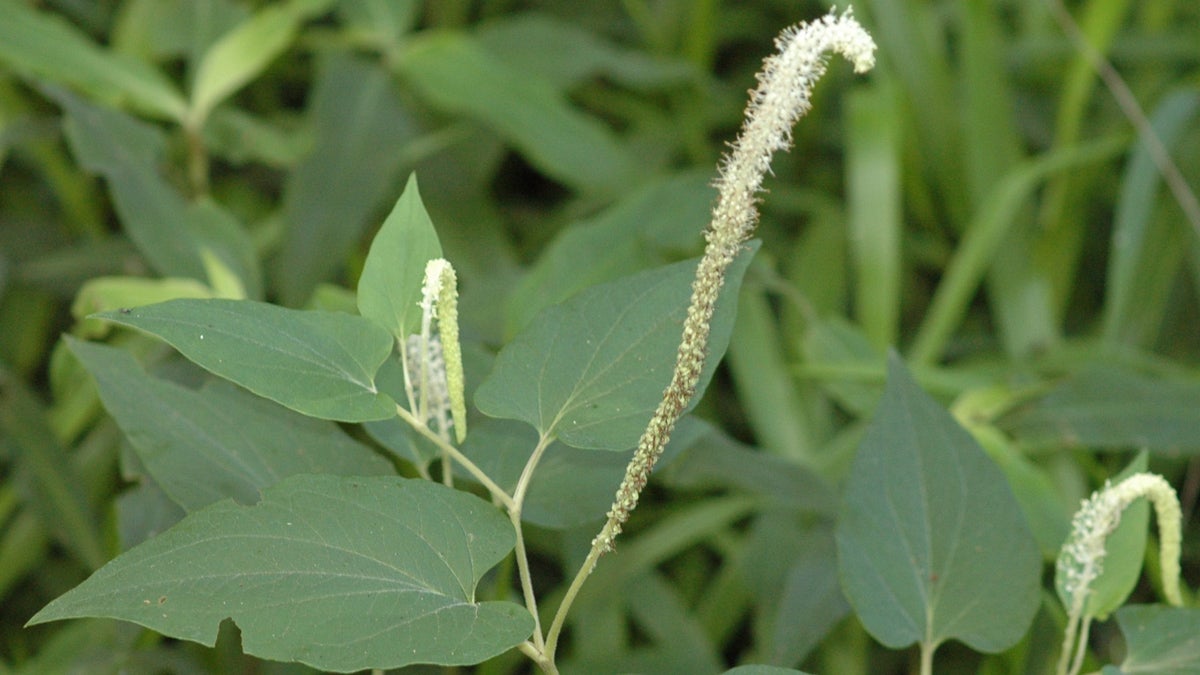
<box><xmin>542</xmin><ymin>8</ymin><xmax>877</xmax><ymax>663</ymax></box>
<box><xmin>1055</xmin><ymin>472</ymin><xmax>1184</xmax><ymax>675</ymax></box>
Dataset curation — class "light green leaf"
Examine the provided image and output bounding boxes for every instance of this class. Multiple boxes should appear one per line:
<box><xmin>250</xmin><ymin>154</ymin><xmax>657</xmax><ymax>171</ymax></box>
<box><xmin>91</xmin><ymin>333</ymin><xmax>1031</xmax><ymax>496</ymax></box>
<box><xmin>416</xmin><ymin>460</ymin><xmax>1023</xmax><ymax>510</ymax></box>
<box><xmin>356</xmin><ymin>174</ymin><xmax>444</xmax><ymax>339</ymax></box>
<box><xmin>273</xmin><ymin>53</ymin><xmax>415</xmax><ymax>306</ymax></box>
<box><xmin>28</xmin><ymin>475</ymin><xmax>534</xmax><ymax>671</ymax></box>
<box><xmin>0</xmin><ymin>1</ymin><xmax>185</xmax><ymax>120</ymax></box>
<box><xmin>998</xmin><ymin>368</ymin><xmax>1200</xmax><ymax>453</ymax></box>
<box><xmin>395</xmin><ymin>31</ymin><xmax>640</xmax><ymax>194</ymax></box>
<box><xmin>188</xmin><ymin>0</ymin><xmax>334</xmax><ymax>127</ymax></box>
<box><xmin>97</xmin><ymin>298</ymin><xmax>396</xmax><ymax>422</ymax></box>
<box><xmin>835</xmin><ymin>353</ymin><xmax>1040</xmax><ymax>653</ymax></box>
<box><xmin>68</xmin><ymin>338</ymin><xmax>395</xmax><ymax>512</ymax></box>
<box><xmin>1104</xmin><ymin>605</ymin><xmax>1200</xmax><ymax>674</ymax></box>
<box><xmin>476</xmin><ymin>244</ymin><xmax>757</xmax><ymax>450</ymax></box>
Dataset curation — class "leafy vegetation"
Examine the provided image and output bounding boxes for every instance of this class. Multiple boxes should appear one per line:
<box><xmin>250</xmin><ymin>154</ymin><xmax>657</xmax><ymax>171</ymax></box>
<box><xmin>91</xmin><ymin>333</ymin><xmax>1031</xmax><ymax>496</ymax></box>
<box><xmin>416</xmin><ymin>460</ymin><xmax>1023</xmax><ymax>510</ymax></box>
<box><xmin>1</xmin><ymin>1</ymin><xmax>1199</xmax><ymax>674</ymax></box>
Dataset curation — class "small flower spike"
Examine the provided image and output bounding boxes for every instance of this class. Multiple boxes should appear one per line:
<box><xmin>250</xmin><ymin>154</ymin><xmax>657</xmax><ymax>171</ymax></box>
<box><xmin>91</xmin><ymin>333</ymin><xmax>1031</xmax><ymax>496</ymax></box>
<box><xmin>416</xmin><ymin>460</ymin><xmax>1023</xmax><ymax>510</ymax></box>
<box><xmin>405</xmin><ymin>258</ymin><xmax>467</xmax><ymax>443</ymax></box>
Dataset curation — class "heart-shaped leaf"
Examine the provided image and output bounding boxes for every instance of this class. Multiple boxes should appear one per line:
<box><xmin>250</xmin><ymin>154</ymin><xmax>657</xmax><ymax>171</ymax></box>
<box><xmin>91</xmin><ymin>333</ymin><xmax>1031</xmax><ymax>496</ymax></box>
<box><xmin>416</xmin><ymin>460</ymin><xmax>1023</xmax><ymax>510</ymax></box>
<box><xmin>97</xmin><ymin>298</ymin><xmax>396</xmax><ymax>422</ymax></box>
<box><xmin>28</xmin><ymin>475</ymin><xmax>534</xmax><ymax>671</ymax></box>
<box><xmin>836</xmin><ymin>353</ymin><xmax>1040</xmax><ymax>653</ymax></box>
<box><xmin>476</xmin><ymin>243</ymin><xmax>757</xmax><ymax>450</ymax></box>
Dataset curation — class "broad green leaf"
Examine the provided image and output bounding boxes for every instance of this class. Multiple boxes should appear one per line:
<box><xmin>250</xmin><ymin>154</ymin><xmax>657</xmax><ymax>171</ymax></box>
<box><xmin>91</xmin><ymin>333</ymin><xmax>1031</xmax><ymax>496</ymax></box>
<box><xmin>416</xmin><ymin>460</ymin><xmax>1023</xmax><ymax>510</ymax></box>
<box><xmin>28</xmin><ymin>475</ymin><xmax>534</xmax><ymax>671</ymax></box>
<box><xmin>998</xmin><ymin>368</ymin><xmax>1200</xmax><ymax>453</ymax></box>
<box><xmin>0</xmin><ymin>366</ymin><xmax>106</xmax><ymax>570</ymax></box>
<box><xmin>68</xmin><ymin>338</ymin><xmax>395</xmax><ymax>511</ymax></box>
<box><xmin>96</xmin><ymin>298</ymin><xmax>397</xmax><ymax>422</ymax></box>
<box><xmin>1103</xmin><ymin>605</ymin><xmax>1200</xmax><ymax>675</ymax></box>
<box><xmin>1055</xmin><ymin>453</ymin><xmax>1149</xmax><ymax>621</ymax></box>
<box><xmin>273</xmin><ymin>53</ymin><xmax>416</xmax><ymax>306</ymax></box>
<box><xmin>507</xmin><ymin>171</ymin><xmax>715</xmax><ymax>334</ymax></box>
<box><xmin>835</xmin><ymin>353</ymin><xmax>1040</xmax><ymax>653</ymax></box>
<box><xmin>188</xmin><ymin>0</ymin><xmax>334</xmax><ymax>127</ymax></box>
<box><xmin>0</xmin><ymin>1</ymin><xmax>185</xmax><ymax>120</ymax></box>
<box><xmin>395</xmin><ymin>31</ymin><xmax>640</xmax><ymax>194</ymax></box>
<box><xmin>48</xmin><ymin>88</ymin><xmax>202</xmax><ymax>280</ymax></box>
<box><xmin>356</xmin><ymin>174</ymin><xmax>444</xmax><ymax>339</ymax></box>
<box><xmin>738</xmin><ymin>517</ymin><xmax>847</xmax><ymax>667</ymax></box>
<box><xmin>475</xmin><ymin>243</ymin><xmax>757</xmax><ymax>450</ymax></box>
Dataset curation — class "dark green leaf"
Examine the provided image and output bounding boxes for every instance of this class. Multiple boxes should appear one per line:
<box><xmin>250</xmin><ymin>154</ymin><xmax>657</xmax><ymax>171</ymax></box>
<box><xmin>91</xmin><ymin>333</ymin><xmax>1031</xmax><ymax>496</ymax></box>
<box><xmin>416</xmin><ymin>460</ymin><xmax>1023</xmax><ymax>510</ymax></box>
<box><xmin>68</xmin><ymin>337</ymin><xmax>395</xmax><ymax>511</ymax></box>
<box><xmin>49</xmin><ymin>88</ymin><xmax>203</xmax><ymax>281</ymax></box>
<box><xmin>0</xmin><ymin>366</ymin><xmax>106</xmax><ymax>569</ymax></box>
<box><xmin>357</xmin><ymin>174</ymin><xmax>444</xmax><ymax>339</ymax></box>
<box><xmin>395</xmin><ymin>32</ymin><xmax>640</xmax><ymax>194</ymax></box>
<box><xmin>836</xmin><ymin>353</ymin><xmax>1040</xmax><ymax>653</ymax></box>
<box><xmin>998</xmin><ymin>368</ymin><xmax>1200</xmax><ymax>454</ymax></box>
<box><xmin>97</xmin><ymin>298</ymin><xmax>397</xmax><ymax>422</ymax></box>
<box><xmin>1104</xmin><ymin>605</ymin><xmax>1200</xmax><ymax>674</ymax></box>
<box><xmin>273</xmin><ymin>53</ymin><xmax>416</xmax><ymax>306</ymax></box>
<box><xmin>476</xmin><ymin>244</ymin><xmax>757</xmax><ymax>450</ymax></box>
<box><xmin>507</xmin><ymin>171</ymin><xmax>714</xmax><ymax>334</ymax></box>
<box><xmin>28</xmin><ymin>475</ymin><xmax>534</xmax><ymax>671</ymax></box>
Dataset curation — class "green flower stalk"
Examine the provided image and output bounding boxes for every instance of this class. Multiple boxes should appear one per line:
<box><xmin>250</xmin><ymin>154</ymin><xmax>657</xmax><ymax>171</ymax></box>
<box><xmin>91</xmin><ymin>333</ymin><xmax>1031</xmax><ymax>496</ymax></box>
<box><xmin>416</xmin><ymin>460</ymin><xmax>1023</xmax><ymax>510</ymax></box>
<box><xmin>542</xmin><ymin>9</ymin><xmax>876</xmax><ymax>666</ymax></box>
<box><xmin>595</xmin><ymin>8</ymin><xmax>877</xmax><ymax>554</ymax></box>
<box><xmin>1056</xmin><ymin>472</ymin><xmax>1184</xmax><ymax>675</ymax></box>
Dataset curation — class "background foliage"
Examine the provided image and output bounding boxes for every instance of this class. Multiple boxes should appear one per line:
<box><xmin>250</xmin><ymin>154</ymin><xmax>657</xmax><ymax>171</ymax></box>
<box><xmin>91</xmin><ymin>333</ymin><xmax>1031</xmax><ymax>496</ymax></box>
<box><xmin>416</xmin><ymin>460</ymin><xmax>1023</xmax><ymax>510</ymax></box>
<box><xmin>1</xmin><ymin>0</ymin><xmax>1199</xmax><ymax>673</ymax></box>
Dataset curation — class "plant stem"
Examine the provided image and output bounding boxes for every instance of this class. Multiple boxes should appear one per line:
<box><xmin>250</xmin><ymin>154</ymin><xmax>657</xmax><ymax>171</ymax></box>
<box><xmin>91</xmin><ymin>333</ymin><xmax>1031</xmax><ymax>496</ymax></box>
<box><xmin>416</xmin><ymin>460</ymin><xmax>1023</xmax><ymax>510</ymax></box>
<box><xmin>394</xmin><ymin>405</ymin><xmax>515</xmax><ymax>511</ymax></box>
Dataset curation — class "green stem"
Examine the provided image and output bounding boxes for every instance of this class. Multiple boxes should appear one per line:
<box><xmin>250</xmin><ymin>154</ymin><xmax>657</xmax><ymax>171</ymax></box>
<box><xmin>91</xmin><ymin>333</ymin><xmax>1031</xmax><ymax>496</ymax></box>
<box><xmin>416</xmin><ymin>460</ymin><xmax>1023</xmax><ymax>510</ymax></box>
<box><xmin>394</xmin><ymin>405</ymin><xmax>514</xmax><ymax>511</ymax></box>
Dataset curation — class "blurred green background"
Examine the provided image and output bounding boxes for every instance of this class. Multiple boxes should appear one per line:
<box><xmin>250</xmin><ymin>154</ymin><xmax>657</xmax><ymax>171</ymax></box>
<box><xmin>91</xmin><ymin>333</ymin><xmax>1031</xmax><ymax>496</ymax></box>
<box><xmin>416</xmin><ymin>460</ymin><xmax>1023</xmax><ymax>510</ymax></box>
<box><xmin>1</xmin><ymin>0</ymin><xmax>1198</xmax><ymax>672</ymax></box>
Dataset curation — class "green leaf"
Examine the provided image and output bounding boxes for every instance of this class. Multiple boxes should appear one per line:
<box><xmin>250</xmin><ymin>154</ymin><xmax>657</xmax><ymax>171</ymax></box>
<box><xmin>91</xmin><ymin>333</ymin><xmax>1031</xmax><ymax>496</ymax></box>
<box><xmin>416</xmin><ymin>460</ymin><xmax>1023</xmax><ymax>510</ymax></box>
<box><xmin>835</xmin><ymin>353</ymin><xmax>1040</xmax><ymax>653</ymax></box>
<box><xmin>506</xmin><ymin>171</ymin><xmax>715</xmax><ymax>334</ymax></box>
<box><xmin>188</xmin><ymin>0</ymin><xmax>334</xmax><ymax>127</ymax></box>
<box><xmin>476</xmin><ymin>243</ymin><xmax>757</xmax><ymax>450</ymax></box>
<box><xmin>0</xmin><ymin>1</ymin><xmax>186</xmax><ymax>120</ymax></box>
<box><xmin>97</xmin><ymin>298</ymin><xmax>397</xmax><ymax>422</ymax></box>
<box><xmin>474</xmin><ymin>13</ymin><xmax>695</xmax><ymax>90</ymax></box>
<box><xmin>48</xmin><ymin>88</ymin><xmax>203</xmax><ymax>281</ymax></box>
<box><xmin>997</xmin><ymin>368</ymin><xmax>1200</xmax><ymax>453</ymax></box>
<box><xmin>67</xmin><ymin>337</ymin><xmax>395</xmax><ymax>511</ymax></box>
<box><xmin>273</xmin><ymin>53</ymin><xmax>417</xmax><ymax>306</ymax></box>
<box><xmin>1104</xmin><ymin>605</ymin><xmax>1200</xmax><ymax>674</ymax></box>
<box><xmin>0</xmin><ymin>366</ymin><xmax>106</xmax><ymax>570</ymax></box>
<box><xmin>395</xmin><ymin>31</ymin><xmax>640</xmax><ymax>194</ymax></box>
<box><xmin>1102</xmin><ymin>90</ymin><xmax>1200</xmax><ymax>348</ymax></box>
<box><xmin>356</xmin><ymin>174</ymin><xmax>444</xmax><ymax>339</ymax></box>
<box><xmin>28</xmin><ymin>475</ymin><xmax>534</xmax><ymax>671</ymax></box>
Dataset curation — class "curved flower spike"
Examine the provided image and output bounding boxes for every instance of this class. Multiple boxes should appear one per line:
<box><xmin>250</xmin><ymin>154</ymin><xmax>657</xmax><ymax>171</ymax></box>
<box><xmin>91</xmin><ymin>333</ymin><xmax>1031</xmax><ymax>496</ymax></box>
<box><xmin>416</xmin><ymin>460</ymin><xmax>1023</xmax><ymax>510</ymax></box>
<box><xmin>595</xmin><ymin>8</ymin><xmax>877</xmax><ymax>554</ymax></box>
